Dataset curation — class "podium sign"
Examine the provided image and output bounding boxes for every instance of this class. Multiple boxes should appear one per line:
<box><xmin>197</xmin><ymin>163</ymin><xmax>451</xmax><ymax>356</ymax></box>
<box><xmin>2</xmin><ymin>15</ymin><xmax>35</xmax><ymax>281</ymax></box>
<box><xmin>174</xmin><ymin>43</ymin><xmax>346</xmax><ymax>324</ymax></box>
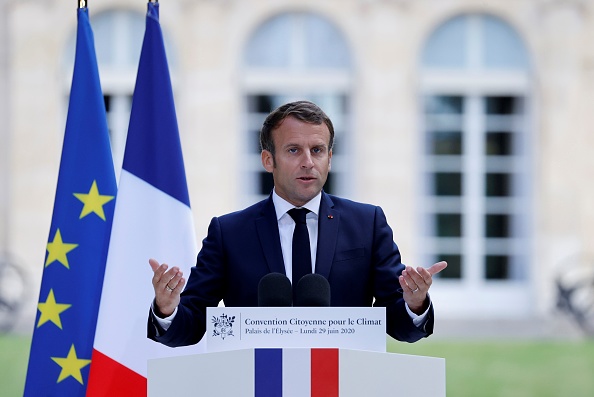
<box><xmin>206</xmin><ymin>307</ymin><xmax>386</xmax><ymax>353</ymax></box>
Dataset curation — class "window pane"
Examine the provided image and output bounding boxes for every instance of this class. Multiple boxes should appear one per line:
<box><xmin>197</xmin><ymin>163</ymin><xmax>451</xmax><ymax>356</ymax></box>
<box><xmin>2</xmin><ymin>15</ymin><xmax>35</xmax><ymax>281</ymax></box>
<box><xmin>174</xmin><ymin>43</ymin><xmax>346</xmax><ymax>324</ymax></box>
<box><xmin>247</xmin><ymin>94</ymin><xmax>275</xmax><ymax>113</ymax></box>
<box><xmin>304</xmin><ymin>15</ymin><xmax>351</xmax><ymax>69</ymax></box>
<box><xmin>259</xmin><ymin>172</ymin><xmax>275</xmax><ymax>195</ymax></box>
<box><xmin>486</xmin><ymin>132</ymin><xmax>512</xmax><ymax>155</ymax></box>
<box><xmin>425</xmin><ymin>96</ymin><xmax>464</xmax><ymax>114</ymax></box>
<box><xmin>245</xmin><ymin>13</ymin><xmax>351</xmax><ymax>70</ymax></box>
<box><xmin>436</xmin><ymin>254</ymin><xmax>462</xmax><ymax>279</ymax></box>
<box><xmin>430</xmin><ymin>131</ymin><xmax>463</xmax><ymax>155</ymax></box>
<box><xmin>249</xmin><ymin>129</ymin><xmax>261</xmax><ymax>153</ymax></box>
<box><xmin>423</xmin><ymin>14</ymin><xmax>529</xmax><ymax>71</ymax></box>
<box><xmin>434</xmin><ymin>173</ymin><xmax>462</xmax><ymax>196</ymax></box>
<box><xmin>247</xmin><ymin>94</ymin><xmax>294</xmax><ymax>113</ymax></box>
<box><xmin>308</xmin><ymin>93</ymin><xmax>349</xmax><ymax>125</ymax></box>
<box><xmin>486</xmin><ymin>96</ymin><xmax>518</xmax><ymax>115</ymax></box>
<box><xmin>482</xmin><ymin>15</ymin><xmax>529</xmax><ymax>70</ymax></box>
<box><xmin>485</xmin><ymin>173</ymin><xmax>511</xmax><ymax>196</ymax></box>
<box><xmin>244</xmin><ymin>15</ymin><xmax>292</xmax><ymax>68</ymax></box>
<box><xmin>93</xmin><ymin>11</ymin><xmax>145</xmax><ymax>68</ymax></box>
<box><xmin>485</xmin><ymin>255</ymin><xmax>509</xmax><ymax>279</ymax></box>
<box><xmin>421</xmin><ymin>16</ymin><xmax>467</xmax><ymax>69</ymax></box>
<box><xmin>436</xmin><ymin>214</ymin><xmax>462</xmax><ymax>237</ymax></box>
<box><xmin>103</xmin><ymin>95</ymin><xmax>112</xmax><ymax>113</ymax></box>
<box><xmin>485</xmin><ymin>214</ymin><xmax>510</xmax><ymax>238</ymax></box>
<box><xmin>323</xmin><ymin>173</ymin><xmax>334</xmax><ymax>195</ymax></box>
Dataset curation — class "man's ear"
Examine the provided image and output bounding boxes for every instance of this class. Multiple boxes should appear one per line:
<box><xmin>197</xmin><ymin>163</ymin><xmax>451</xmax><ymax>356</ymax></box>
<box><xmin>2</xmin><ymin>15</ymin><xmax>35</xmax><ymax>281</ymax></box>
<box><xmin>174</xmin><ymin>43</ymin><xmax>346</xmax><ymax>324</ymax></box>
<box><xmin>261</xmin><ymin>150</ymin><xmax>274</xmax><ymax>172</ymax></box>
<box><xmin>328</xmin><ymin>149</ymin><xmax>332</xmax><ymax>171</ymax></box>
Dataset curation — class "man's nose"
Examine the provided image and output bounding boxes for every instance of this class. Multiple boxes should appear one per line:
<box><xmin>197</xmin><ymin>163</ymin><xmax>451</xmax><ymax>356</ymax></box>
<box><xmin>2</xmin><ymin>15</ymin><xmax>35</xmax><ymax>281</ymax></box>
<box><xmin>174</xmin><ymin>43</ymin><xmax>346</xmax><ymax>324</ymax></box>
<box><xmin>301</xmin><ymin>152</ymin><xmax>314</xmax><ymax>168</ymax></box>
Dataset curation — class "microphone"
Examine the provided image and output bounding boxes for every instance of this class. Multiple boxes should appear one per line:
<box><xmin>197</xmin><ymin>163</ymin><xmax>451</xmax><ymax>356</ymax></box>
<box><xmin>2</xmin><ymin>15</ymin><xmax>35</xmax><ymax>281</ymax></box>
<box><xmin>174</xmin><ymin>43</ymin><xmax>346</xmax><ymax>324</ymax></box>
<box><xmin>258</xmin><ymin>273</ymin><xmax>292</xmax><ymax>307</ymax></box>
<box><xmin>294</xmin><ymin>274</ymin><xmax>331</xmax><ymax>307</ymax></box>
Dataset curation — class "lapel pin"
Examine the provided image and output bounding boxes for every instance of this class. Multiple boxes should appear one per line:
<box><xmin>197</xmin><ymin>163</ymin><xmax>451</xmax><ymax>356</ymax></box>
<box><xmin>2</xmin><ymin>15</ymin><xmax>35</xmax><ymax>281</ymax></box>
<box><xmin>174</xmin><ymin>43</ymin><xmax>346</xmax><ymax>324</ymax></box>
<box><xmin>327</xmin><ymin>215</ymin><xmax>334</xmax><ymax>219</ymax></box>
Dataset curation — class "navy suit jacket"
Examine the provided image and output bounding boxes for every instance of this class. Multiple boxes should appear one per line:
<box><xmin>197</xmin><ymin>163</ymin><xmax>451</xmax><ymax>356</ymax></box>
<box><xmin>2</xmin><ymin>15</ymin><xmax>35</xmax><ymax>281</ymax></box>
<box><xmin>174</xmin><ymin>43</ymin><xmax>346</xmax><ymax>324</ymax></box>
<box><xmin>148</xmin><ymin>192</ymin><xmax>434</xmax><ymax>346</ymax></box>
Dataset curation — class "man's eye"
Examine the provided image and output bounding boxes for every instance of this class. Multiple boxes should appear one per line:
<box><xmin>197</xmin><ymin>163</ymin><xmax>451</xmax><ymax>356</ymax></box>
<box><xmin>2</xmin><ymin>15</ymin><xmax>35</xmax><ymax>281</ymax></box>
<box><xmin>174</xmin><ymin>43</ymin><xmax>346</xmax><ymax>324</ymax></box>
<box><xmin>288</xmin><ymin>148</ymin><xmax>298</xmax><ymax>154</ymax></box>
<box><xmin>312</xmin><ymin>147</ymin><xmax>323</xmax><ymax>154</ymax></box>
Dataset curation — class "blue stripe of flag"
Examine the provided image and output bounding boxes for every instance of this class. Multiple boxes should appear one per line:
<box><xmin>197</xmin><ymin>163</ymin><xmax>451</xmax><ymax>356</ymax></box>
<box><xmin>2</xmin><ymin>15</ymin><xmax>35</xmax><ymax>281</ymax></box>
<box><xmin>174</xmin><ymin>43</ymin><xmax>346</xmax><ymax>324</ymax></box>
<box><xmin>121</xmin><ymin>2</ymin><xmax>190</xmax><ymax>207</ymax></box>
<box><xmin>255</xmin><ymin>348</ymin><xmax>283</xmax><ymax>397</ymax></box>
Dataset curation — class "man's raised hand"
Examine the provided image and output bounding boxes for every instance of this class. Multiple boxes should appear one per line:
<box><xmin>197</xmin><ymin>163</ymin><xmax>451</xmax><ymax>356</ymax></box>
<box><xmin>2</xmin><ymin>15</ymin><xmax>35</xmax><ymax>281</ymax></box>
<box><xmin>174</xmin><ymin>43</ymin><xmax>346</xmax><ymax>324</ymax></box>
<box><xmin>149</xmin><ymin>258</ymin><xmax>185</xmax><ymax>318</ymax></box>
<box><xmin>399</xmin><ymin>261</ymin><xmax>447</xmax><ymax>314</ymax></box>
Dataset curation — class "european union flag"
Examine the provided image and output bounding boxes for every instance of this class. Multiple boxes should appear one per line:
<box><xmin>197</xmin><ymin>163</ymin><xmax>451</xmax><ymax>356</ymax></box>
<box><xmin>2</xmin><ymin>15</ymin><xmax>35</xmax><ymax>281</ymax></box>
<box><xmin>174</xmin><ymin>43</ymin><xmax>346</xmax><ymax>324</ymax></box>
<box><xmin>24</xmin><ymin>7</ymin><xmax>116</xmax><ymax>396</ymax></box>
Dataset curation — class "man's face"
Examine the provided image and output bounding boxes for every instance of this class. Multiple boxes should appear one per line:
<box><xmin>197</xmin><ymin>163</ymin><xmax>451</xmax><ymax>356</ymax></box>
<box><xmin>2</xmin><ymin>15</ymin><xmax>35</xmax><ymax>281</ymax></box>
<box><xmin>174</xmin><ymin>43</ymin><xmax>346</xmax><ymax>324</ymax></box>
<box><xmin>261</xmin><ymin>116</ymin><xmax>332</xmax><ymax>207</ymax></box>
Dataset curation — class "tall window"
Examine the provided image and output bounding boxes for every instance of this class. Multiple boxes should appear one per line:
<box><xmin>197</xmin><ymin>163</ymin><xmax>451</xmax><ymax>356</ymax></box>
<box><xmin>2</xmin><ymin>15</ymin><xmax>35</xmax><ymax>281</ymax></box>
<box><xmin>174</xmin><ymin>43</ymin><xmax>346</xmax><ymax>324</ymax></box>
<box><xmin>242</xmin><ymin>12</ymin><xmax>352</xmax><ymax>205</ymax></box>
<box><xmin>420</xmin><ymin>14</ymin><xmax>531</xmax><ymax>284</ymax></box>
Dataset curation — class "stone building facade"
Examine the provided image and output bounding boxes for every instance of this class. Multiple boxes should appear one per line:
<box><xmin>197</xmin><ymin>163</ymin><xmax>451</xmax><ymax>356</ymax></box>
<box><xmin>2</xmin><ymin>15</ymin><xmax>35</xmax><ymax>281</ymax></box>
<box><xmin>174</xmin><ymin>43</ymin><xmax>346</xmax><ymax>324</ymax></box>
<box><xmin>2</xmin><ymin>0</ymin><xmax>593</xmax><ymax>334</ymax></box>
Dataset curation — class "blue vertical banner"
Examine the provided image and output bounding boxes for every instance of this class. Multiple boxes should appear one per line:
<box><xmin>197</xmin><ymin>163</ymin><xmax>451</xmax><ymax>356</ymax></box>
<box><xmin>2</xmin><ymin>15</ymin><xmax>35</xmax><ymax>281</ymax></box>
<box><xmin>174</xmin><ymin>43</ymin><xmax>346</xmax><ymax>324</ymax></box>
<box><xmin>119</xmin><ymin>1</ymin><xmax>190</xmax><ymax>204</ymax></box>
<box><xmin>255</xmin><ymin>348</ymin><xmax>283</xmax><ymax>396</ymax></box>
<box><xmin>24</xmin><ymin>7</ymin><xmax>116</xmax><ymax>397</ymax></box>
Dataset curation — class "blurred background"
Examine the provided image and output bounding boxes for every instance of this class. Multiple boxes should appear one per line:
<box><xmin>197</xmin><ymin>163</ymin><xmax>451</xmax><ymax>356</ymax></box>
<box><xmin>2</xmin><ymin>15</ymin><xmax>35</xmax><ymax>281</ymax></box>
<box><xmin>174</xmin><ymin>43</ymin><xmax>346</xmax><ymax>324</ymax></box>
<box><xmin>1</xmin><ymin>0</ymin><xmax>593</xmax><ymax>395</ymax></box>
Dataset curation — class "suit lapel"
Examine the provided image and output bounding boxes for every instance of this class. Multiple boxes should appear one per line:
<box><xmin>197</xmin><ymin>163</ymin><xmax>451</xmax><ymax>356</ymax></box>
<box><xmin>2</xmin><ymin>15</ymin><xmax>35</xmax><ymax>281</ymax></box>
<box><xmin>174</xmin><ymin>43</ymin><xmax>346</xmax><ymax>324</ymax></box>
<box><xmin>255</xmin><ymin>196</ymin><xmax>286</xmax><ymax>275</ymax></box>
<box><xmin>315</xmin><ymin>192</ymin><xmax>339</xmax><ymax>279</ymax></box>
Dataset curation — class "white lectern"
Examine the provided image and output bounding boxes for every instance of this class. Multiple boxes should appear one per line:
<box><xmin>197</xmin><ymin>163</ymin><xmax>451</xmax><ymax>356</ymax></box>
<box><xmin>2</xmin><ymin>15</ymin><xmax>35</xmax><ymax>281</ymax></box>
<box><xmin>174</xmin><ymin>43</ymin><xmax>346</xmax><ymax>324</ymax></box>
<box><xmin>148</xmin><ymin>347</ymin><xmax>445</xmax><ymax>397</ymax></box>
<box><xmin>148</xmin><ymin>307</ymin><xmax>445</xmax><ymax>396</ymax></box>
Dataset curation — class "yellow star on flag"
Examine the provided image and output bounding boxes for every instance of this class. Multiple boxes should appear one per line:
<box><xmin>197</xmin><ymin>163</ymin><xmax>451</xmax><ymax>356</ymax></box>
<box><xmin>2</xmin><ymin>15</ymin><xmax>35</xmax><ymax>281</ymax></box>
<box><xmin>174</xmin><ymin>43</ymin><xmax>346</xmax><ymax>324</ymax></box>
<box><xmin>45</xmin><ymin>229</ymin><xmax>78</xmax><ymax>269</ymax></box>
<box><xmin>37</xmin><ymin>289</ymin><xmax>71</xmax><ymax>329</ymax></box>
<box><xmin>73</xmin><ymin>180</ymin><xmax>115</xmax><ymax>220</ymax></box>
<box><xmin>51</xmin><ymin>344</ymin><xmax>91</xmax><ymax>384</ymax></box>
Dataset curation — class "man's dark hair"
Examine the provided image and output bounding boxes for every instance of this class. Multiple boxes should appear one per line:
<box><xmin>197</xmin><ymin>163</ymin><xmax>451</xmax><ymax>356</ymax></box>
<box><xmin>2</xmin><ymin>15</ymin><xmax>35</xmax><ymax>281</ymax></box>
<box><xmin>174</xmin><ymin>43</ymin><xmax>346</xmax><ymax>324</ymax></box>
<box><xmin>259</xmin><ymin>100</ymin><xmax>335</xmax><ymax>156</ymax></box>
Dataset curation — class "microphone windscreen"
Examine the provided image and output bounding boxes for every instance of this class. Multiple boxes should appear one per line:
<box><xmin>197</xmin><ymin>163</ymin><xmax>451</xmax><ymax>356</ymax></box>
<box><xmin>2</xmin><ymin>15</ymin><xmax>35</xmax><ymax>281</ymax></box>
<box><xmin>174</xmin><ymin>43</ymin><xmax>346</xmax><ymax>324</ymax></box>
<box><xmin>294</xmin><ymin>273</ymin><xmax>331</xmax><ymax>307</ymax></box>
<box><xmin>258</xmin><ymin>272</ymin><xmax>292</xmax><ymax>307</ymax></box>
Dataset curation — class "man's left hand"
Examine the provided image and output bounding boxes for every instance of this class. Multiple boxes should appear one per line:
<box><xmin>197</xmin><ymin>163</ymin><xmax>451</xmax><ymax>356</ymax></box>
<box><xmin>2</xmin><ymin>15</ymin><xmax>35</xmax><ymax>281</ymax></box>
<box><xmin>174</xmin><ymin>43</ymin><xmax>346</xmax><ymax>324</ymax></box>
<box><xmin>399</xmin><ymin>261</ymin><xmax>447</xmax><ymax>314</ymax></box>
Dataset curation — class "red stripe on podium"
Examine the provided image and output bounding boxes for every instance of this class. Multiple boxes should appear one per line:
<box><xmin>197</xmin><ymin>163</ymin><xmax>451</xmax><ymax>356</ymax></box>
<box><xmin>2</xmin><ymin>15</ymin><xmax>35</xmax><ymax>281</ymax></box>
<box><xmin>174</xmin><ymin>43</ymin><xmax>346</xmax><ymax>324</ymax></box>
<box><xmin>87</xmin><ymin>349</ymin><xmax>146</xmax><ymax>397</ymax></box>
<box><xmin>311</xmin><ymin>348</ymin><xmax>339</xmax><ymax>397</ymax></box>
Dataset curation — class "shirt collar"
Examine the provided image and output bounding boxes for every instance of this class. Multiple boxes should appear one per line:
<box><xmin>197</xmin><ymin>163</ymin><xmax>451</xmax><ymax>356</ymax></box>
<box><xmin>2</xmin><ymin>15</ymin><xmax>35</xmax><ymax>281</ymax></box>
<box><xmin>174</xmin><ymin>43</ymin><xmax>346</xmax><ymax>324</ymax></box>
<box><xmin>272</xmin><ymin>189</ymin><xmax>321</xmax><ymax>221</ymax></box>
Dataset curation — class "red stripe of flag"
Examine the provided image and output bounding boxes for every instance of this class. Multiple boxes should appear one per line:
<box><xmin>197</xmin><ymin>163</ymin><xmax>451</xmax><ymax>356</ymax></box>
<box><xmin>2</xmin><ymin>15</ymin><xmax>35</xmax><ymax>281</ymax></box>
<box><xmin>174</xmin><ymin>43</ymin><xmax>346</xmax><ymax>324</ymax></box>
<box><xmin>87</xmin><ymin>349</ymin><xmax>146</xmax><ymax>396</ymax></box>
<box><xmin>311</xmin><ymin>348</ymin><xmax>339</xmax><ymax>397</ymax></box>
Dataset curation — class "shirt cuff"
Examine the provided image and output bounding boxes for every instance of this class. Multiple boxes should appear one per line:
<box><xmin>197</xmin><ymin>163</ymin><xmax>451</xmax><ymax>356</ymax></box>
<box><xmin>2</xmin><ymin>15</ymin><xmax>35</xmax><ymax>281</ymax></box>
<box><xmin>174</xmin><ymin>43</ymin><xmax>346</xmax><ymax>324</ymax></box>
<box><xmin>405</xmin><ymin>301</ymin><xmax>430</xmax><ymax>327</ymax></box>
<box><xmin>151</xmin><ymin>302</ymin><xmax>177</xmax><ymax>332</ymax></box>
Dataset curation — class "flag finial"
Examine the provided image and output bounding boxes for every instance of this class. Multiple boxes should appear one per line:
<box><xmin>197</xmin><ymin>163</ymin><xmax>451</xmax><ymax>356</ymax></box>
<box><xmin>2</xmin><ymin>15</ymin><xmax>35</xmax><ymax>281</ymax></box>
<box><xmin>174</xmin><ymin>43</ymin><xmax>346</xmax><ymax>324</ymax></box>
<box><xmin>78</xmin><ymin>0</ymin><xmax>86</xmax><ymax>9</ymax></box>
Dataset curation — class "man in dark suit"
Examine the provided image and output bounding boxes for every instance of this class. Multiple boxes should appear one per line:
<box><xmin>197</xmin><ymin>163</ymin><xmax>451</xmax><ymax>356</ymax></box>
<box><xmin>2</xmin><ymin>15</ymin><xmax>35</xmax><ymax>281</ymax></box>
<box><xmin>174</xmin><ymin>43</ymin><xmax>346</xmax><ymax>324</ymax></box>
<box><xmin>148</xmin><ymin>100</ymin><xmax>446</xmax><ymax>347</ymax></box>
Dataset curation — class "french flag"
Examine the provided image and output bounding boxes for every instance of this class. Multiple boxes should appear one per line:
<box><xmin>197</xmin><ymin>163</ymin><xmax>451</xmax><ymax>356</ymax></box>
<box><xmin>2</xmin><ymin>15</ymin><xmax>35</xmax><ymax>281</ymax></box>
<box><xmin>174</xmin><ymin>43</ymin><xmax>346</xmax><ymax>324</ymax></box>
<box><xmin>255</xmin><ymin>348</ymin><xmax>339</xmax><ymax>397</ymax></box>
<box><xmin>87</xmin><ymin>3</ymin><xmax>203</xmax><ymax>395</ymax></box>
<box><xmin>147</xmin><ymin>348</ymin><xmax>341</xmax><ymax>396</ymax></box>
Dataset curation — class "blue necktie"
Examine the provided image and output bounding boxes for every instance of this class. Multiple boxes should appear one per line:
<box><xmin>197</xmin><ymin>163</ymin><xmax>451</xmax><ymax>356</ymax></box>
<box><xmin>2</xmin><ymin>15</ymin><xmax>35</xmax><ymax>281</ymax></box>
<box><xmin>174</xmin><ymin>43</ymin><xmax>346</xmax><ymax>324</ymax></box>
<box><xmin>288</xmin><ymin>208</ymin><xmax>312</xmax><ymax>295</ymax></box>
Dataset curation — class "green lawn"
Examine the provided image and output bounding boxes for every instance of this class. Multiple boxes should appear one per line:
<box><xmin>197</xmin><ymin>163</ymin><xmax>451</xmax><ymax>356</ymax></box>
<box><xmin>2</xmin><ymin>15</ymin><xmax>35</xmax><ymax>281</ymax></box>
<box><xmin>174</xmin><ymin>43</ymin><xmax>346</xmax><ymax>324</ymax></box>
<box><xmin>389</xmin><ymin>338</ymin><xmax>594</xmax><ymax>397</ymax></box>
<box><xmin>3</xmin><ymin>334</ymin><xmax>594</xmax><ymax>396</ymax></box>
<box><xmin>1</xmin><ymin>334</ymin><xmax>31</xmax><ymax>397</ymax></box>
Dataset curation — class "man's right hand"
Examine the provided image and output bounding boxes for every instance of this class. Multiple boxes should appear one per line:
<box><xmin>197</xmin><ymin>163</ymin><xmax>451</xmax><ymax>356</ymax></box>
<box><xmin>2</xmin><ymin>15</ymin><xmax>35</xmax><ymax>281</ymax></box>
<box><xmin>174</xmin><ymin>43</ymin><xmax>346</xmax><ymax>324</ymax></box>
<box><xmin>149</xmin><ymin>258</ymin><xmax>185</xmax><ymax>318</ymax></box>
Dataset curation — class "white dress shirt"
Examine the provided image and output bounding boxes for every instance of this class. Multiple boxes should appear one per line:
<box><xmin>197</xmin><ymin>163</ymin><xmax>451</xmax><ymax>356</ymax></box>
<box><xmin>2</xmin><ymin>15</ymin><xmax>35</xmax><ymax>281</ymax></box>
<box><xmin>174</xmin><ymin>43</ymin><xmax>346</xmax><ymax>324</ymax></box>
<box><xmin>272</xmin><ymin>190</ymin><xmax>321</xmax><ymax>283</ymax></box>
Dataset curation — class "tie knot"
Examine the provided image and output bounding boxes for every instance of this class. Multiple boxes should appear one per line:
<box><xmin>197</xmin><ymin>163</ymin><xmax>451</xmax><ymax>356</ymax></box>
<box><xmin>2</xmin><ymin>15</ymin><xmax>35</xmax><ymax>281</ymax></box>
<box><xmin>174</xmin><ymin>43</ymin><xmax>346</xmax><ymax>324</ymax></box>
<box><xmin>288</xmin><ymin>208</ymin><xmax>310</xmax><ymax>224</ymax></box>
